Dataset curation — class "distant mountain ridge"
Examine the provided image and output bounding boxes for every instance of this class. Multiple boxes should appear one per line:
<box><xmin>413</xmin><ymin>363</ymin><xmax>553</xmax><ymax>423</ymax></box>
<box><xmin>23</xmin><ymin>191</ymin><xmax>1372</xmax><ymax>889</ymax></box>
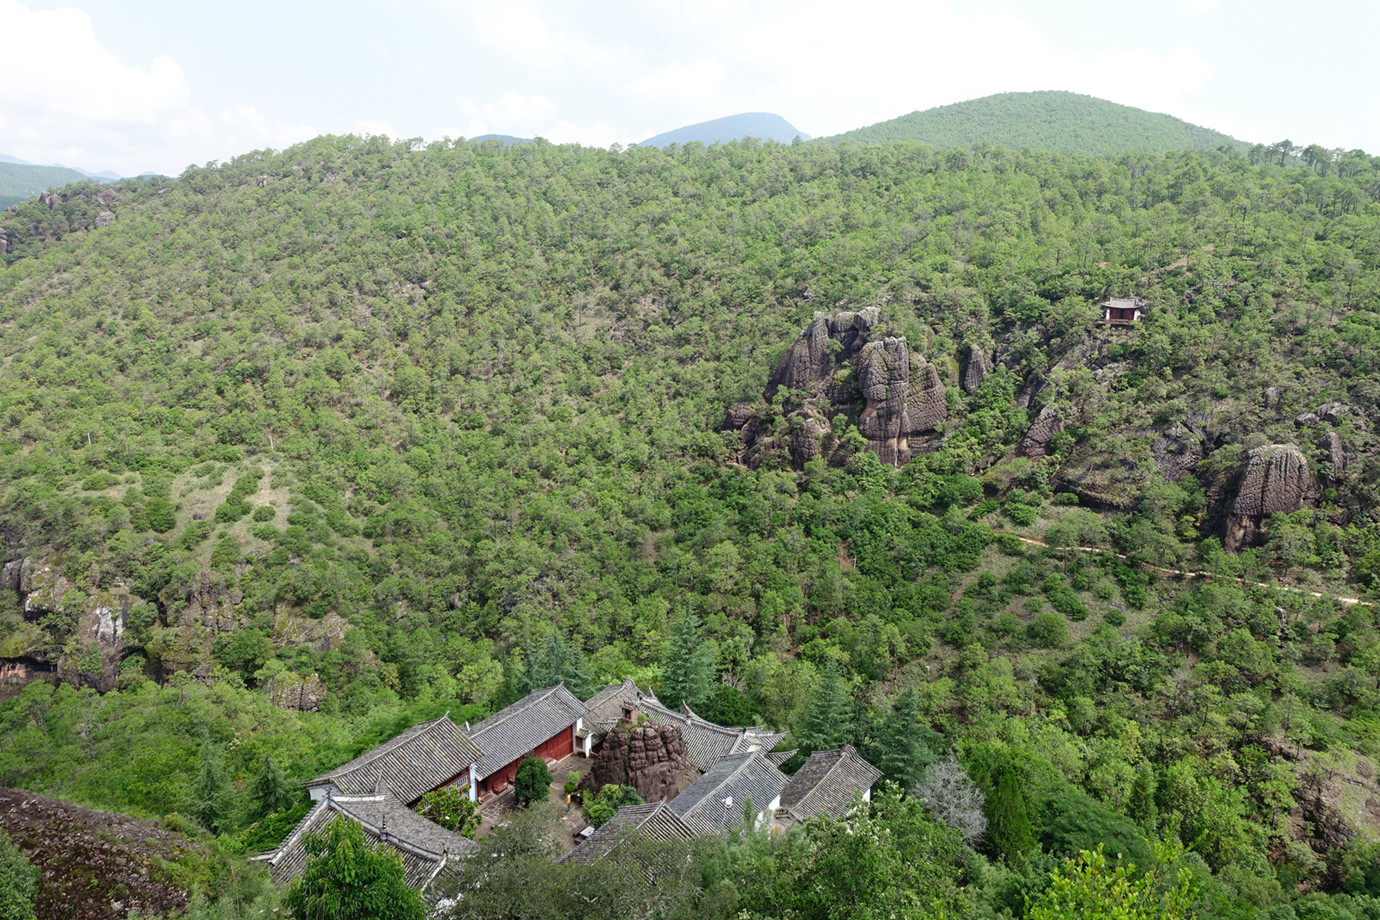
<box><xmin>640</xmin><ymin>112</ymin><xmax>809</xmax><ymax>148</ymax></box>
<box><xmin>829</xmin><ymin>91</ymin><xmax>1246</xmax><ymax>156</ymax></box>
<box><xmin>0</xmin><ymin>162</ymin><xmax>89</xmax><ymax>208</ymax></box>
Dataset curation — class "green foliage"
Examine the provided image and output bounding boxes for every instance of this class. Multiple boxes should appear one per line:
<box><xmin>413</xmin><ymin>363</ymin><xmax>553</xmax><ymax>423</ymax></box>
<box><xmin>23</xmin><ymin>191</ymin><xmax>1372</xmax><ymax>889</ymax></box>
<box><xmin>868</xmin><ymin>685</ymin><xmax>940</xmax><ymax>790</ymax></box>
<box><xmin>283</xmin><ymin>818</ymin><xmax>425</xmax><ymax>920</ymax></box>
<box><xmin>582</xmin><ymin>784</ymin><xmax>643</xmax><ymax>828</ymax></box>
<box><xmin>191</xmin><ymin>737</ymin><xmax>231</xmax><ymax>834</ymax></box>
<box><xmin>659</xmin><ymin>610</ymin><xmax>714</xmax><ymax>711</ymax></box>
<box><xmin>513</xmin><ymin>754</ymin><xmax>553</xmax><ymax>807</ymax></box>
<box><xmin>833</xmin><ymin>90</ymin><xmax>1246</xmax><ymax>155</ymax></box>
<box><xmin>1026</xmin><ymin>842</ymin><xmax>1197</xmax><ymax>920</ymax></box>
<box><xmin>415</xmin><ymin>785</ymin><xmax>479</xmax><ymax>838</ymax></box>
<box><xmin>0</xmin><ymin>829</ymin><xmax>37</xmax><ymax>920</ymax></box>
<box><xmin>248</xmin><ymin>754</ymin><xmax>299</xmax><ymax>821</ymax></box>
<box><xmin>793</xmin><ymin>662</ymin><xmax>853</xmax><ymax>756</ymax></box>
<box><xmin>986</xmin><ymin>768</ymin><xmax>1037</xmax><ymax>863</ymax></box>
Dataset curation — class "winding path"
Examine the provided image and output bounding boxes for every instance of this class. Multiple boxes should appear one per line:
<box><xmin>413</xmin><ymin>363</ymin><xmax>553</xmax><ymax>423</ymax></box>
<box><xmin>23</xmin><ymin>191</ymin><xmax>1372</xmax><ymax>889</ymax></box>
<box><xmin>1002</xmin><ymin>532</ymin><xmax>1372</xmax><ymax>608</ymax></box>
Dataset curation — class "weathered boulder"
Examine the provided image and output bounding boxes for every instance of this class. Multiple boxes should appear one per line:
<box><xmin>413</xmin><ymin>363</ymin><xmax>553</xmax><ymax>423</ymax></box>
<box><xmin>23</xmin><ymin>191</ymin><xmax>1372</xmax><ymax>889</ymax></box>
<box><xmin>264</xmin><ymin>671</ymin><xmax>327</xmax><ymax>711</ymax></box>
<box><xmin>583</xmin><ymin>723</ymin><xmax>699</xmax><ymax>803</ymax></box>
<box><xmin>1263</xmin><ymin>386</ymin><xmax>1282</xmax><ymax>410</ymax></box>
<box><xmin>1324</xmin><ymin>431</ymin><xmax>1348</xmax><ymax>477</ymax></box>
<box><xmin>962</xmin><ymin>344</ymin><xmax>991</xmax><ymax>394</ymax></box>
<box><xmin>1225</xmin><ymin>444</ymin><xmax>1314</xmax><ymax>551</ymax></box>
<box><xmin>857</xmin><ymin>338</ymin><xmax>912</xmax><ymax>465</ymax></box>
<box><xmin>907</xmin><ymin>358</ymin><xmax>948</xmax><ymax>433</ymax></box>
<box><xmin>94</xmin><ymin>210</ymin><xmax>116</xmax><ymax>228</ymax></box>
<box><xmin>1017</xmin><ymin>405</ymin><xmax>1062</xmax><ymax>459</ymax></box>
<box><xmin>734</xmin><ymin>308</ymin><xmax>947</xmax><ymax>469</ymax></box>
<box><xmin>1151</xmin><ymin>422</ymin><xmax>1204</xmax><ymax>482</ymax></box>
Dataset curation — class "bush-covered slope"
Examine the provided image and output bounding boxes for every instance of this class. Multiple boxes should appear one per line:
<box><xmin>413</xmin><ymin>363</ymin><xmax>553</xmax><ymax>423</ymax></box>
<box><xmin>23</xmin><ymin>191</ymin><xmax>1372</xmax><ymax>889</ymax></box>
<box><xmin>1</xmin><ymin>135</ymin><xmax>1380</xmax><ymax>912</ymax></box>
<box><xmin>830</xmin><ymin>91</ymin><xmax>1247</xmax><ymax>155</ymax></box>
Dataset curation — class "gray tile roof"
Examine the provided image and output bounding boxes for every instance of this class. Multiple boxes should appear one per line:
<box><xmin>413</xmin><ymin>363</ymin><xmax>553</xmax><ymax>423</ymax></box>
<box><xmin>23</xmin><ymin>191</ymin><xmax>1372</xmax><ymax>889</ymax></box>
<box><xmin>638</xmin><ymin>698</ymin><xmax>787</xmax><ymax>772</ymax></box>
<box><xmin>267</xmin><ymin>792</ymin><xmax>475</xmax><ymax>891</ymax></box>
<box><xmin>767</xmin><ymin>750</ymin><xmax>797</xmax><ymax>767</ymax></box>
<box><xmin>778</xmin><ymin>745</ymin><xmax>882</xmax><ymax>822</ymax></box>
<box><xmin>559</xmin><ymin>802</ymin><xmax>695</xmax><ymax>865</ymax></box>
<box><xmin>668</xmin><ymin>752</ymin><xmax>787</xmax><ymax>834</ymax></box>
<box><xmin>577</xmin><ymin>679</ymin><xmax>643</xmax><ymax>740</ymax></box>
<box><xmin>304</xmin><ymin>714</ymin><xmax>482</xmax><ymax>805</ymax></box>
<box><xmin>468</xmin><ymin>685</ymin><xmax>589</xmax><ymax>779</ymax></box>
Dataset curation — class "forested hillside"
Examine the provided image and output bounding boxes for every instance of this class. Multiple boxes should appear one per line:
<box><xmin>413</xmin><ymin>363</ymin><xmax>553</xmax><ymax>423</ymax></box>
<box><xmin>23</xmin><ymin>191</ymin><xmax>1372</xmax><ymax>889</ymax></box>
<box><xmin>831</xmin><ymin>91</ymin><xmax>1247</xmax><ymax>155</ymax></box>
<box><xmin>640</xmin><ymin>112</ymin><xmax>810</xmax><ymax>147</ymax></box>
<box><xmin>2</xmin><ymin>134</ymin><xmax>1380</xmax><ymax>917</ymax></box>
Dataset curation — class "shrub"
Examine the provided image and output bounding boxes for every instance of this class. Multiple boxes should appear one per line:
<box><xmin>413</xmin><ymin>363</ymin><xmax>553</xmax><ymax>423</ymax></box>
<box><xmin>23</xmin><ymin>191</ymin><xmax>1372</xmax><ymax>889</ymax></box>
<box><xmin>1026</xmin><ymin>612</ymin><xmax>1069</xmax><ymax>649</ymax></box>
<box><xmin>582</xmin><ymin>784</ymin><xmax>644</xmax><ymax>828</ymax></box>
<box><xmin>416</xmin><ymin>785</ymin><xmax>480</xmax><ymax>838</ymax></box>
<box><xmin>513</xmin><ymin>755</ymin><xmax>552</xmax><ymax>807</ymax></box>
<box><xmin>252</xmin><ymin>505</ymin><xmax>276</xmax><ymax>522</ymax></box>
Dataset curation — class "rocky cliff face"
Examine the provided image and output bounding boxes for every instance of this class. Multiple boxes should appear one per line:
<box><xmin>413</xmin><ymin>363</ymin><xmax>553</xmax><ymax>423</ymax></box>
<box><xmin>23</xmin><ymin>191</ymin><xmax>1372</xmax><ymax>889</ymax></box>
<box><xmin>1225</xmin><ymin>444</ymin><xmax>1315</xmax><ymax>551</ymax></box>
<box><xmin>724</xmin><ymin>308</ymin><xmax>947</xmax><ymax>468</ymax></box>
<box><xmin>583</xmin><ymin>723</ymin><xmax>700</xmax><ymax>803</ymax></box>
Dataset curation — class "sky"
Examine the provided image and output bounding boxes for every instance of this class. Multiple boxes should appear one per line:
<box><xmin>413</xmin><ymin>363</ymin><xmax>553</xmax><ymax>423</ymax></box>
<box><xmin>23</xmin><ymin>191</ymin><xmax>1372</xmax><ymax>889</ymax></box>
<box><xmin>1</xmin><ymin>0</ymin><xmax>1377</xmax><ymax>177</ymax></box>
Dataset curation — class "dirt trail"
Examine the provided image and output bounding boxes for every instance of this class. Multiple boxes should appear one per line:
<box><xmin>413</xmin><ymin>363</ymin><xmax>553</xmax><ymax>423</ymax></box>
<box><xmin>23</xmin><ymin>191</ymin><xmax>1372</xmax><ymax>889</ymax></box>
<box><xmin>1003</xmin><ymin>533</ymin><xmax>1372</xmax><ymax>607</ymax></box>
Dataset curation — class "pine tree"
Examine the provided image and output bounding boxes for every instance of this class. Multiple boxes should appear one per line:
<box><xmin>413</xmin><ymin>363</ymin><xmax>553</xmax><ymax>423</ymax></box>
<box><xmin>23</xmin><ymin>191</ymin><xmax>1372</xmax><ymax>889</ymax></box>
<box><xmin>561</xmin><ymin>642</ymin><xmax>598</xmax><ymax>701</ymax></box>
<box><xmin>870</xmin><ymin>685</ymin><xmax>940</xmax><ymax>790</ymax></box>
<box><xmin>191</xmin><ymin>737</ymin><xmax>231</xmax><ymax>834</ymax></box>
<box><xmin>660</xmin><ymin>610</ymin><xmax>713</xmax><ymax>711</ymax></box>
<box><xmin>794</xmin><ymin>662</ymin><xmax>853</xmax><ymax>755</ymax></box>
<box><xmin>530</xmin><ymin>632</ymin><xmax>568</xmax><ymax>689</ymax></box>
<box><xmin>1127</xmin><ymin>763</ymin><xmax>1159</xmax><ymax>833</ymax></box>
<box><xmin>985</xmin><ymin>767</ymin><xmax>1036</xmax><ymax>864</ymax></box>
<box><xmin>250</xmin><ymin>753</ymin><xmax>299</xmax><ymax>820</ymax></box>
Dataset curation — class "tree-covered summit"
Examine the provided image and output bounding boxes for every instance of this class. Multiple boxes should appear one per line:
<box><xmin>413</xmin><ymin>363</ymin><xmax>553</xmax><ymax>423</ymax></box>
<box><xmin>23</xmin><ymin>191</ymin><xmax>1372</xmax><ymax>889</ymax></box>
<box><xmin>828</xmin><ymin>90</ymin><xmax>1247</xmax><ymax>155</ymax></box>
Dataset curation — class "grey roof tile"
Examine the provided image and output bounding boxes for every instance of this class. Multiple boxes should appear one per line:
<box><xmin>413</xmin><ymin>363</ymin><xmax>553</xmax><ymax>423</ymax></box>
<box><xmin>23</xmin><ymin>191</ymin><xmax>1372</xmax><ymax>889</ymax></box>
<box><xmin>304</xmin><ymin>714</ymin><xmax>482</xmax><ymax>805</ymax></box>
<box><xmin>779</xmin><ymin>745</ymin><xmax>882</xmax><ymax>822</ymax></box>
<box><xmin>559</xmin><ymin>802</ymin><xmax>695</xmax><ymax>865</ymax></box>
<box><xmin>468</xmin><ymin>685</ymin><xmax>589</xmax><ymax>778</ymax></box>
<box><xmin>268</xmin><ymin>792</ymin><xmax>474</xmax><ymax>891</ymax></box>
<box><xmin>668</xmin><ymin>752</ymin><xmax>787</xmax><ymax>834</ymax></box>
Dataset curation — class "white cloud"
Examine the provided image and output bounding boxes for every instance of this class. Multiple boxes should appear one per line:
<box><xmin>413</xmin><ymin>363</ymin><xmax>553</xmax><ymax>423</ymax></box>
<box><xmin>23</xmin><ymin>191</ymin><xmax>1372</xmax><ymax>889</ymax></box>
<box><xmin>1181</xmin><ymin>0</ymin><xmax>1217</xmax><ymax>15</ymax></box>
<box><xmin>0</xmin><ymin>1</ymin><xmax>319</xmax><ymax>175</ymax></box>
<box><xmin>355</xmin><ymin>119</ymin><xmax>400</xmax><ymax>139</ymax></box>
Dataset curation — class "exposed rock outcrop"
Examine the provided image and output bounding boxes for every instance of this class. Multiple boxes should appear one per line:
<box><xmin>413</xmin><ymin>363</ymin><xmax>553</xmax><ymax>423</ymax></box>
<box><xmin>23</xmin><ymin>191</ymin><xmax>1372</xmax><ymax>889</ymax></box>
<box><xmin>1152</xmin><ymin>423</ymin><xmax>1205</xmax><ymax>482</ymax></box>
<box><xmin>0</xmin><ymin>787</ymin><xmax>206</xmax><ymax>920</ymax></box>
<box><xmin>724</xmin><ymin>308</ymin><xmax>947</xmax><ymax>468</ymax></box>
<box><xmin>1017</xmin><ymin>405</ymin><xmax>1062</xmax><ymax>459</ymax></box>
<box><xmin>264</xmin><ymin>671</ymin><xmax>327</xmax><ymax>711</ymax></box>
<box><xmin>1225</xmin><ymin>444</ymin><xmax>1315</xmax><ymax>551</ymax></box>
<box><xmin>962</xmin><ymin>344</ymin><xmax>991</xmax><ymax>394</ymax></box>
<box><xmin>583</xmin><ymin>722</ymin><xmax>699</xmax><ymax>803</ymax></box>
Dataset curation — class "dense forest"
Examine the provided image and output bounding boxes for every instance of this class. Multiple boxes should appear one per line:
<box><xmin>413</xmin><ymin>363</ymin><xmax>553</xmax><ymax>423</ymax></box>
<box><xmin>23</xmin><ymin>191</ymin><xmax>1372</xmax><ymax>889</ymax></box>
<box><xmin>831</xmin><ymin>91</ymin><xmax>1248</xmax><ymax>155</ymax></box>
<box><xmin>1</xmin><ymin>132</ymin><xmax>1380</xmax><ymax>918</ymax></box>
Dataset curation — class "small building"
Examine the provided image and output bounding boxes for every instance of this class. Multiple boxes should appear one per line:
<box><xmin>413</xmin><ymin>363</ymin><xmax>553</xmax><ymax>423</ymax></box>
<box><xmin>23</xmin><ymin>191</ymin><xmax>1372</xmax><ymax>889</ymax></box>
<box><xmin>576</xmin><ymin>678</ymin><xmax>645</xmax><ymax>756</ymax></box>
<box><xmin>668</xmin><ymin>751</ymin><xmax>788</xmax><ymax>834</ymax></box>
<box><xmin>468</xmin><ymin>684</ymin><xmax>589</xmax><ymax>799</ymax></box>
<box><xmin>303</xmin><ymin>714</ymin><xmax>483</xmax><ymax>804</ymax></box>
<box><xmin>1100</xmin><ymin>297</ymin><xmax>1148</xmax><ymax>325</ymax></box>
<box><xmin>776</xmin><ymin>745</ymin><xmax>882</xmax><ymax>825</ymax></box>
<box><xmin>559</xmin><ymin>802</ymin><xmax>696</xmax><ymax>867</ymax></box>
<box><xmin>637</xmin><ymin>697</ymin><xmax>788</xmax><ymax>772</ymax></box>
<box><xmin>263</xmin><ymin>791</ymin><xmax>475</xmax><ymax>891</ymax></box>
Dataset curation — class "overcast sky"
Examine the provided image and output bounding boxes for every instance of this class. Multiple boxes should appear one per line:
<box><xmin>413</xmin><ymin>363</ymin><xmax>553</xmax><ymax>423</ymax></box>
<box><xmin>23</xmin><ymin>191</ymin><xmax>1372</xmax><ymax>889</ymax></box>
<box><xmin>2</xmin><ymin>0</ymin><xmax>1377</xmax><ymax>177</ymax></box>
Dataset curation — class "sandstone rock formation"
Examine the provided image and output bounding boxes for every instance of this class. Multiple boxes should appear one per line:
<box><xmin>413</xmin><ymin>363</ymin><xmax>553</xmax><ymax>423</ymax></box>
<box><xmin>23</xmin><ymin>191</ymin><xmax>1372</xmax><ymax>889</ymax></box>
<box><xmin>962</xmin><ymin>344</ymin><xmax>991</xmax><ymax>394</ymax></box>
<box><xmin>1151</xmin><ymin>423</ymin><xmax>1205</xmax><ymax>482</ymax></box>
<box><xmin>1017</xmin><ymin>405</ymin><xmax>1062</xmax><ymax>459</ymax></box>
<box><xmin>1225</xmin><ymin>444</ymin><xmax>1315</xmax><ymax>551</ymax></box>
<box><xmin>264</xmin><ymin>671</ymin><xmax>327</xmax><ymax>711</ymax></box>
<box><xmin>724</xmin><ymin>308</ymin><xmax>947</xmax><ymax>468</ymax></box>
<box><xmin>583</xmin><ymin>722</ymin><xmax>700</xmax><ymax>803</ymax></box>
